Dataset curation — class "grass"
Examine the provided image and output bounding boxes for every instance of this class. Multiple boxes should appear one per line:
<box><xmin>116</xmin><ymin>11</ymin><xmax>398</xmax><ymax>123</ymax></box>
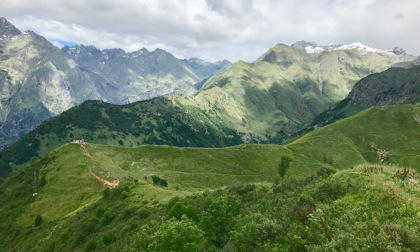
<box><xmin>0</xmin><ymin>104</ymin><xmax>419</xmax><ymax>251</ymax></box>
<box><xmin>4</xmin><ymin>104</ymin><xmax>418</xmax><ymax>227</ymax></box>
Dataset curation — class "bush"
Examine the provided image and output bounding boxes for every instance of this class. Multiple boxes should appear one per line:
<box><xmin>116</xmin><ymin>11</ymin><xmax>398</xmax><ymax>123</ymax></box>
<box><xmin>152</xmin><ymin>175</ymin><xmax>168</xmax><ymax>187</ymax></box>
<box><xmin>139</xmin><ymin>208</ymin><xmax>150</xmax><ymax>220</ymax></box>
<box><xmin>199</xmin><ymin>194</ymin><xmax>240</xmax><ymax>247</ymax></box>
<box><xmin>35</xmin><ymin>215</ymin><xmax>42</xmax><ymax>227</ymax></box>
<box><xmin>148</xmin><ymin>217</ymin><xmax>203</xmax><ymax>252</ymax></box>
<box><xmin>85</xmin><ymin>240</ymin><xmax>97</xmax><ymax>252</ymax></box>
<box><xmin>159</xmin><ymin>179</ymin><xmax>168</xmax><ymax>187</ymax></box>
<box><xmin>151</xmin><ymin>175</ymin><xmax>161</xmax><ymax>185</ymax></box>
<box><xmin>278</xmin><ymin>155</ymin><xmax>292</xmax><ymax>179</ymax></box>
<box><xmin>40</xmin><ymin>176</ymin><xmax>47</xmax><ymax>187</ymax></box>
<box><xmin>103</xmin><ymin>188</ymin><xmax>111</xmax><ymax>199</ymax></box>
<box><xmin>102</xmin><ymin>232</ymin><xmax>116</xmax><ymax>245</ymax></box>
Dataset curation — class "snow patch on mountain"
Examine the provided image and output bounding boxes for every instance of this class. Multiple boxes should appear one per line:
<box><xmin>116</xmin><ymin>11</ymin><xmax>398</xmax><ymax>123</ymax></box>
<box><xmin>292</xmin><ymin>40</ymin><xmax>406</xmax><ymax>55</ymax></box>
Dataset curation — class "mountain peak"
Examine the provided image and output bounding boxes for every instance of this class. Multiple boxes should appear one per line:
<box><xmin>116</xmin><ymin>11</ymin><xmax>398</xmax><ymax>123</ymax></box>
<box><xmin>129</xmin><ymin>48</ymin><xmax>149</xmax><ymax>57</ymax></box>
<box><xmin>292</xmin><ymin>40</ymin><xmax>406</xmax><ymax>55</ymax></box>
<box><xmin>0</xmin><ymin>17</ymin><xmax>21</xmax><ymax>37</ymax></box>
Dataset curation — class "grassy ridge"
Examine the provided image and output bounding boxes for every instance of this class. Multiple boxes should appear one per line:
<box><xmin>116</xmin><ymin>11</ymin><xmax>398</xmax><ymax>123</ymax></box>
<box><xmin>311</xmin><ymin>65</ymin><xmax>420</xmax><ymax>129</ymax></box>
<box><xmin>0</xmin><ymin>105</ymin><xmax>419</xmax><ymax>250</ymax></box>
<box><xmin>2</xmin><ymin>104</ymin><xmax>419</xmax><ymax>224</ymax></box>
<box><xmin>0</xmin><ymin>97</ymin><xmax>243</xmax><ymax>176</ymax></box>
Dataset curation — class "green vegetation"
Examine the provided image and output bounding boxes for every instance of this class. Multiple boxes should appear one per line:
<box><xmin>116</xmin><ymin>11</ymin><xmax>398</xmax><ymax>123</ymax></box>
<box><xmin>152</xmin><ymin>175</ymin><xmax>168</xmax><ymax>187</ymax></box>
<box><xmin>311</xmin><ymin>65</ymin><xmax>420</xmax><ymax>130</ymax></box>
<box><xmin>34</xmin><ymin>215</ymin><xmax>42</xmax><ymax>227</ymax></box>
<box><xmin>1</xmin><ymin>163</ymin><xmax>418</xmax><ymax>251</ymax></box>
<box><xmin>0</xmin><ymin>105</ymin><xmax>419</xmax><ymax>250</ymax></box>
<box><xmin>278</xmin><ymin>155</ymin><xmax>292</xmax><ymax>179</ymax></box>
<box><xmin>0</xmin><ymin>97</ymin><xmax>243</xmax><ymax>176</ymax></box>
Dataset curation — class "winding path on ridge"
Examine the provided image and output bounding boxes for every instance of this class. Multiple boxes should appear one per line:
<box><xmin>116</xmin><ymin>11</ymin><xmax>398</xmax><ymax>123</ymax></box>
<box><xmin>80</xmin><ymin>144</ymin><xmax>120</xmax><ymax>188</ymax></box>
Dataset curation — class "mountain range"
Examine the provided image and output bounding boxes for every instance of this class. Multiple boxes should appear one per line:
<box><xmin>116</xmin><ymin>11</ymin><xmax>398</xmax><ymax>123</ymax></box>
<box><xmin>1</xmin><ymin>40</ymin><xmax>419</xmax><ymax>177</ymax></box>
<box><xmin>1</xmin><ymin>16</ymin><xmax>420</xmax><ymax>251</ymax></box>
<box><xmin>0</xmin><ymin>17</ymin><xmax>231</xmax><ymax>149</ymax></box>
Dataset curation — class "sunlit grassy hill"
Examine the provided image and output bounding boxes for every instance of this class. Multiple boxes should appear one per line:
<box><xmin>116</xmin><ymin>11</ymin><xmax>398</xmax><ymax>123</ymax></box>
<box><xmin>0</xmin><ymin>105</ymin><xmax>419</xmax><ymax>251</ymax></box>
<box><xmin>311</xmin><ymin>65</ymin><xmax>420</xmax><ymax>129</ymax></box>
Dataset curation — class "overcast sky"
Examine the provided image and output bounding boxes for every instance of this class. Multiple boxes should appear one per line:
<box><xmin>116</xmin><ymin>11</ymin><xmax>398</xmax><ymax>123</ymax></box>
<box><xmin>1</xmin><ymin>0</ymin><xmax>419</xmax><ymax>62</ymax></box>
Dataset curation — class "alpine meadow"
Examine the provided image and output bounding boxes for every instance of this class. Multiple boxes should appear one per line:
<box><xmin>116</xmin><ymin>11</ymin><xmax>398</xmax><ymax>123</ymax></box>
<box><xmin>1</xmin><ymin>3</ymin><xmax>420</xmax><ymax>251</ymax></box>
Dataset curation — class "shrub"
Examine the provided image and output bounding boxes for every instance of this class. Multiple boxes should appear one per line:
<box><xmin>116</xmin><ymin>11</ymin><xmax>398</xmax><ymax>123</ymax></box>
<box><xmin>103</xmin><ymin>188</ymin><xmax>111</xmax><ymax>199</ymax></box>
<box><xmin>148</xmin><ymin>217</ymin><xmax>203</xmax><ymax>252</ymax></box>
<box><xmin>35</xmin><ymin>215</ymin><xmax>42</xmax><ymax>227</ymax></box>
<box><xmin>278</xmin><ymin>155</ymin><xmax>292</xmax><ymax>179</ymax></box>
<box><xmin>159</xmin><ymin>179</ymin><xmax>168</xmax><ymax>187</ymax></box>
<box><xmin>199</xmin><ymin>195</ymin><xmax>240</xmax><ymax>247</ymax></box>
<box><xmin>85</xmin><ymin>240</ymin><xmax>97</xmax><ymax>252</ymax></box>
<box><xmin>139</xmin><ymin>208</ymin><xmax>150</xmax><ymax>220</ymax></box>
<box><xmin>151</xmin><ymin>175</ymin><xmax>161</xmax><ymax>185</ymax></box>
<box><xmin>39</xmin><ymin>176</ymin><xmax>47</xmax><ymax>187</ymax></box>
<box><xmin>102</xmin><ymin>232</ymin><xmax>116</xmax><ymax>246</ymax></box>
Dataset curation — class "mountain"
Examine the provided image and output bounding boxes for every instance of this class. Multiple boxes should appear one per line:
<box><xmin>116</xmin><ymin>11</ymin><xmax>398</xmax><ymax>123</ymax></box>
<box><xmin>292</xmin><ymin>40</ymin><xmax>407</xmax><ymax>55</ymax></box>
<box><xmin>182</xmin><ymin>57</ymin><xmax>232</xmax><ymax>80</ymax></box>
<box><xmin>310</xmin><ymin>65</ymin><xmax>420</xmax><ymax>129</ymax></box>
<box><xmin>196</xmin><ymin>42</ymin><xmax>416</xmax><ymax>141</ymax></box>
<box><xmin>0</xmin><ymin>18</ymin><xmax>231</xmax><ymax>149</ymax></box>
<box><xmin>61</xmin><ymin>45</ymin><xmax>200</xmax><ymax>103</ymax></box>
<box><xmin>0</xmin><ymin>17</ymin><xmax>21</xmax><ymax>37</ymax></box>
<box><xmin>0</xmin><ymin>25</ymin><xmax>105</xmax><ymax>150</ymax></box>
<box><xmin>0</xmin><ymin>104</ymin><xmax>419</xmax><ymax>251</ymax></box>
<box><xmin>0</xmin><ymin>40</ymin><xmax>417</xmax><ymax>176</ymax></box>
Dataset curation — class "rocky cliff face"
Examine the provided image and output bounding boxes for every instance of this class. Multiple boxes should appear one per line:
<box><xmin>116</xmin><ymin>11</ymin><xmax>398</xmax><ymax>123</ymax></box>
<box><xmin>0</xmin><ymin>17</ymin><xmax>21</xmax><ymax>37</ymax></box>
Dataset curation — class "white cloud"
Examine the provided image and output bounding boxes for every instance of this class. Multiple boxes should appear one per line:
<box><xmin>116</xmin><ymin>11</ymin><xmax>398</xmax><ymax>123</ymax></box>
<box><xmin>1</xmin><ymin>0</ymin><xmax>419</xmax><ymax>62</ymax></box>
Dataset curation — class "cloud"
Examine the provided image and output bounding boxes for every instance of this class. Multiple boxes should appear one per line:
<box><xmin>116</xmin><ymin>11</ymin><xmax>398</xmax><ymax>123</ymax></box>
<box><xmin>1</xmin><ymin>0</ymin><xmax>419</xmax><ymax>62</ymax></box>
<box><xmin>393</xmin><ymin>13</ymin><xmax>404</xmax><ymax>19</ymax></box>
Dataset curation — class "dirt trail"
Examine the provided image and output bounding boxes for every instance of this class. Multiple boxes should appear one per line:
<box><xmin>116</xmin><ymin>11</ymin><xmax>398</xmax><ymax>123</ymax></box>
<box><xmin>80</xmin><ymin>145</ymin><xmax>91</xmax><ymax>156</ymax></box>
<box><xmin>81</xmin><ymin>145</ymin><xmax>119</xmax><ymax>188</ymax></box>
<box><xmin>89</xmin><ymin>167</ymin><xmax>120</xmax><ymax>188</ymax></box>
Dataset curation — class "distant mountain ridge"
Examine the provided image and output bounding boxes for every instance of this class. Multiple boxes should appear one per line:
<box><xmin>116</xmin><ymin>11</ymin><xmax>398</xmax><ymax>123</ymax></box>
<box><xmin>182</xmin><ymin>57</ymin><xmax>232</xmax><ymax>80</ymax></box>
<box><xmin>292</xmin><ymin>40</ymin><xmax>406</xmax><ymax>55</ymax></box>
<box><xmin>0</xmin><ymin>17</ymin><xmax>231</xmax><ymax>149</ymax></box>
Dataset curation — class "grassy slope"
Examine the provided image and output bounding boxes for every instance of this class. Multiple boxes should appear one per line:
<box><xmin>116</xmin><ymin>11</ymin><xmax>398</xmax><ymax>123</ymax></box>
<box><xmin>0</xmin><ymin>105</ymin><xmax>419</xmax><ymax>250</ymax></box>
<box><xmin>194</xmin><ymin>44</ymin><xmax>415</xmax><ymax>140</ymax></box>
<box><xmin>311</xmin><ymin>65</ymin><xmax>420</xmax><ymax>129</ymax></box>
<box><xmin>1</xmin><ymin>163</ymin><xmax>419</xmax><ymax>251</ymax></box>
<box><xmin>1</xmin><ymin>105</ymin><xmax>419</xmax><ymax>228</ymax></box>
<box><xmin>0</xmin><ymin>97</ymin><xmax>243</xmax><ymax>176</ymax></box>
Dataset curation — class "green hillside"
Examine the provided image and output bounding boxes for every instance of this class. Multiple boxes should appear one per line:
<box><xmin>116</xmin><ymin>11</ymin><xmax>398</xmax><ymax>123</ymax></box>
<box><xmin>0</xmin><ymin>105</ymin><xmax>419</xmax><ymax>251</ymax></box>
<box><xmin>311</xmin><ymin>65</ymin><xmax>420</xmax><ymax>129</ymax></box>
<box><xmin>194</xmin><ymin>43</ymin><xmax>416</xmax><ymax>141</ymax></box>
<box><xmin>0</xmin><ymin>97</ymin><xmax>243</xmax><ymax>176</ymax></box>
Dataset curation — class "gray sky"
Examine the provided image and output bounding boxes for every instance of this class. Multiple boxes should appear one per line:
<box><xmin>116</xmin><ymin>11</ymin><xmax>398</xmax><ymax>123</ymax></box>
<box><xmin>1</xmin><ymin>0</ymin><xmax>419</xmax><ymax>62</ymax></box>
